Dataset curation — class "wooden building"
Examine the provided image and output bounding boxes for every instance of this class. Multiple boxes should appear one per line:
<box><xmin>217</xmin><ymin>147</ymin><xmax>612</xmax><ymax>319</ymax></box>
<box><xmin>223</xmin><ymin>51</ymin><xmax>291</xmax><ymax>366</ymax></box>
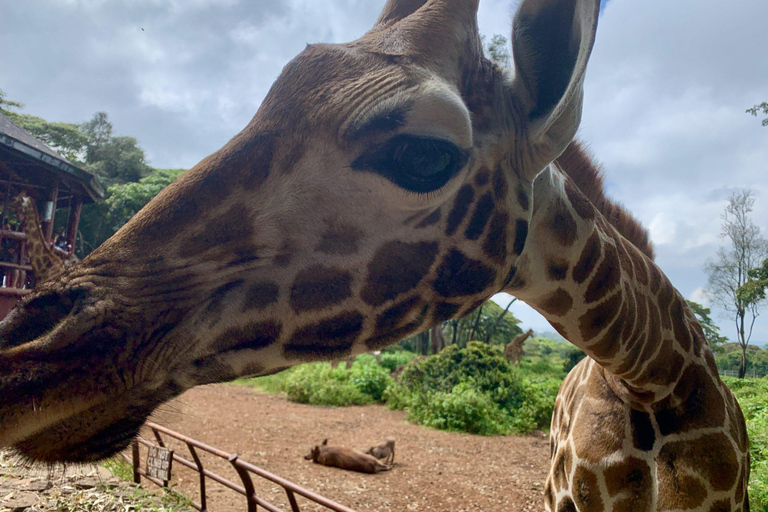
<box><xmin>0</xmin><ymin>112</ymin><xmax>104</xmax><ymax>317</ymax></box>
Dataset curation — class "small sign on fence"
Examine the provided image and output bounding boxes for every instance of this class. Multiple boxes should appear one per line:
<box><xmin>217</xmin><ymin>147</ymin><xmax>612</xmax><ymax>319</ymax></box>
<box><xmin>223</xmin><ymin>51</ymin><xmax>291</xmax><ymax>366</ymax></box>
<box><xmin>146</xmin><ymin>445</ymin><xmax>173</xmax><ymax>482</ymax></box>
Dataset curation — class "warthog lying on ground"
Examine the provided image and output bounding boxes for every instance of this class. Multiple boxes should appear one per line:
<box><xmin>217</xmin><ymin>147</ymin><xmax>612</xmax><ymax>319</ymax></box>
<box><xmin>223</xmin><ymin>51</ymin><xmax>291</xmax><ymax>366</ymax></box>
<box><xmin>365</xmin><ymin>437</ymin><xmax>395</xmax><ymax>465</ymax></box>
<box><xmin>304</xmin><ymin>439</ymin><xmax>392</xmax><ymax>474</ymax></box>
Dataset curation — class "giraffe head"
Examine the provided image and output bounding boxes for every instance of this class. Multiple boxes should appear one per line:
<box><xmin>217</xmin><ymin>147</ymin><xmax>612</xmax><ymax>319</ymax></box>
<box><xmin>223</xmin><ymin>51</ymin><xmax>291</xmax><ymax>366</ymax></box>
<box><xmin>0</xmin><ymin>0</ymin><xmax>599</xmax><ymax>463</ymax></box>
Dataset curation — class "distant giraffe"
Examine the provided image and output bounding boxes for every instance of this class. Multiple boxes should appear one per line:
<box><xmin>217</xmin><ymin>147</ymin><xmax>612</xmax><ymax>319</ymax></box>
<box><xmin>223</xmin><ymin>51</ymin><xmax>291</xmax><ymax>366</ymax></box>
<box><xmin>504</xmin><ymin>328</ymin><xmax>534</xmax><ymax>365</ymax></box>
<box><xmin>0</xmin><ymin>0</ymin><xmax>749</xmax><ymax>510</ymax></box>
<box><xmin>10</xmin><ymin>192</ymin><xmax>75</xmax><ymax>284</ymax></box>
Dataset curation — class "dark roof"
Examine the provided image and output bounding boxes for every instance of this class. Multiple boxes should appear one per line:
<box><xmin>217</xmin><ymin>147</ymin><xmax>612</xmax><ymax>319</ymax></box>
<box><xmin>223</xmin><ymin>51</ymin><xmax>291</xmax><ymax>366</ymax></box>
<box><xmin>0</xmin><ymin>112</ymin><xmax>104</xmax><ymax>202</ymax></box>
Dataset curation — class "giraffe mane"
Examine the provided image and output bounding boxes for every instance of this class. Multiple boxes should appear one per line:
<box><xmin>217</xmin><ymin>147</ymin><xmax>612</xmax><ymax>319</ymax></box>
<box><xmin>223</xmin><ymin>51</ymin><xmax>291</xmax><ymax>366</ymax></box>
<box><xmin>555</xmin><ymin>141</ymin><xmax>655</xmax><ymax>261</ymax></box>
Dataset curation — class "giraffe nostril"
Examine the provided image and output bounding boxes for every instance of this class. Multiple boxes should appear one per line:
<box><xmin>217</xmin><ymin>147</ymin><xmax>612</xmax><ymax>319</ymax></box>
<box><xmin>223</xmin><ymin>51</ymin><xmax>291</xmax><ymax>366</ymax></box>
<box><xmin>0</xmin><ymin>287</ymin><xmax>87</xmax><ymax>350</ymax></box>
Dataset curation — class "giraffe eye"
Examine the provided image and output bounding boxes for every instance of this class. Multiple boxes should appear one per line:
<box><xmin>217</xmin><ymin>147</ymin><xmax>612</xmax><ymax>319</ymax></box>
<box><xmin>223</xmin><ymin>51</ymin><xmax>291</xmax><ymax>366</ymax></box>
<box><xmin>351</xmin><ymin>135</ymin><xmax>468</xmax><ymax>193</ymax></box>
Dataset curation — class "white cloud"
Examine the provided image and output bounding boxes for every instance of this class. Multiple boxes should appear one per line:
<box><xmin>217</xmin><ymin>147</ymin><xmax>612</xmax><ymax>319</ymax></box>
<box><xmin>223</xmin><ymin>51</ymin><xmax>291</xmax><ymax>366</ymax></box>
<box><xmin>689</xmin><ymin>287</ymin><xmax>712</xmax><ymax>307</ymax></box>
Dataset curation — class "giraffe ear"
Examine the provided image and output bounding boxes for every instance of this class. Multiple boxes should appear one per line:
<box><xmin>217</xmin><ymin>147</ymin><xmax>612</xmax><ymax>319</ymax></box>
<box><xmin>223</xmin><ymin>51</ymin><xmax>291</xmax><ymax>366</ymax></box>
<box><xmin>510</xmin><ymin>0</ymin><xmax>600</xmax><ymax>177</ymax></box>
<box><xmin>375</xmin><ymin>0</ymin><xmax>430</xmax><ymax>27</ymax></box>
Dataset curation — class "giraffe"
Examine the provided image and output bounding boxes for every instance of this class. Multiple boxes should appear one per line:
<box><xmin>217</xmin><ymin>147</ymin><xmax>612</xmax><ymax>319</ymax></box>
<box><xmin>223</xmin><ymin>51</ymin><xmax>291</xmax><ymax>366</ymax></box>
<box><xmin>0</xmin><ymin>0</ymin><xmax>749</xmax><ymax>510</ymax></box>
<box><xmin>10</xmin><ymin>192</ymin><xmax>73</xmax><ymax>284</ymax></box>
<box><xmin>504</xmin><ymin>328</ymin><xmax>534</xmax><ymax>365</ymax></box>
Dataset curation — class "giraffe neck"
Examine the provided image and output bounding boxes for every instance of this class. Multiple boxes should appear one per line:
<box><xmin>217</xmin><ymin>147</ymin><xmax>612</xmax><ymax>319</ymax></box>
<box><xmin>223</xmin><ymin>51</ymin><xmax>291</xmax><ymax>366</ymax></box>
<box><xmin>510</xmin><ymin>167</ymin><xmax>710</xmax><ymax>405</ymax></box>
<box><xmin>20</xmin><ymin>197</ymin><xmax>65</xmax><ymax>283</ymax></box>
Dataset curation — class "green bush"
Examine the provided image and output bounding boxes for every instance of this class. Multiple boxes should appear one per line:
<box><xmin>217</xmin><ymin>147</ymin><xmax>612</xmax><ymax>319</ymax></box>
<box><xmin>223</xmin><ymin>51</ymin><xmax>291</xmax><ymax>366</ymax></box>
<box><xmin>408</xmin><ymin>383</ymin><xmax>511</xmax><ymax>435</ymax></box>
<box><xmin>379</xmin><ymin>350</ymin><xmax>419</xmax><ymax>373</ymax></box>
<box><xmin>724</xmin><ymin>377</ymin><xmax>768</xmax><ymax>510</ymax></box>
<box><xmin>349</xmin><ymin>355</ymin><xmax>395</xmax><ymax>401</ymax></box>
<box><xmin>285</xmin><ymin>363</ymin><xmax>372</xmax><ymax>406</ymax></box>
<box><xmin>391</xmin><ymin>341</ymin><xmax>559</xmax><ymax>434</ymax></box>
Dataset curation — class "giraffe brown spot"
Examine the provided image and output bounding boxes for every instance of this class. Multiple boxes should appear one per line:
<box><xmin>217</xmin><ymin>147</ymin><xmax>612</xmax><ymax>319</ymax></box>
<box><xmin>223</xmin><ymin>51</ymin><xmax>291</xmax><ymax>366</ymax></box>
<box><xmin>584</xmin><ymin>242</ymin><xmax>620</xmax><ymax>303</ymax></box>
<box><xmin>578</xmin><ymin>291</ymin><xmax>622</xmax><ymax>341</ymax></box>
<box><xmin>464</xmin><ymin>193</ymin><xmax>495</xmax><ymax>240</ymax></box>
<box><xmin>516</xmin><ymin>187</ymin><xmax>529</xmax><ymax>211</ymax></box>
<box><xmin>274</xmin><ymin>239</ymin><xmax>294</xmax><ymax>268</ymax></box>
<box><xmin>590</xmin><ymin>306</ymin><xmax>624</xmax><ymax>364</ymax></box>
<box><xmin>366</xmin><ymin>321</ymin><xmax>423</xmax><ymax>350</ymax></box>
<box><xmin>142</xmin><ymin>133</ymin><xmax>276</xmax><ymax>244</ymax></box>
<box><xmin>242</xmin><ymin>281</ymin><xmax>279</xmax><ymax>311</ymax></box>
<box><xmin>544</xmin><ymin>485</ymin><xmax>555</xmax><ymax>511</ymax></box>
<box><xmin>361</xmin><ymin>241</ymin><xmax>439</xmax><ymax>306</ymax></box>
<box><xmin>572</xmin><ymin>230</ymin><xmax>601</xmax><ymax>284</ymax></box>
<box><xmin>432</xmin><ymin>250</ymin><xmax>496</xmax><ymax>298</ymax></box>
<box><xmin>375</xmin><ymin>296</ymin><xmax>421</xmax><ymax>332</ymax></box>
<box><xmin>290</xmin><ymin>266</ymin><xmax>352</xmax><ymax>312</ymax></box>
<box><xmin>629</xmin><ymin>409</ymin><xmax>655</xmax><ymax>451</ymax></box>
<box><xmin>572</xmin><ymin>465</ymin><xmax>603</xmax><ymax>512</ymax></box>
<box><xmin>445</xmin><ymin>185</ymin><xmax>474</xmax><ymax>236</ymax></box>
<box><xmin>227</xmin><ymin>246</ymin><xmax>260</xmax><ymax>268</ymax></box>
<box><xmin>564</xmin><ymin>178</ymin><xmax>595</xmax><ymax>220</ymax></box>
<box><xmin>315</xmin><ymin>224</ymin><xmax>363</xmax><ymax>255</ymax></box>
<box><xmin>645</xmin><ymin>349</ymin><xmax>685</xmax><ymax>388</ymax></box>
<box><xmin>284</xmin><ymin>311</ymin><xmax>364</xmax><ymax>359</ymax></box>
<box><xmin>654</xmin><ymin>364</ymin><xmax>726</xmax><ymax>435</ymax></box>
<box><xmin>547</xmin><ymin>258</ymin><xmax>569</xmax><ymax>281</ymax></box>
<box><xmin>657</xmin><ymin>472</ymin><xmax>708</xmax><ymax>510</ymax></box>
<box><xmin>433</xmin><ymin>302</ymin><xmax>460</xmax><ymax>323</ymax></box>
<box><xmin>557</xmin><ymin>498</ymin><xmax>576</xmax><ymax>512</ymax></box>
<box><xmin>634</xmin><ymin>254</ymin><xmax>649</xmax><ymax>286</ymax></box>
<box><xmin>474</xmin><ymin>167</ymin><xmax>490</xmax><ymax>186</ymax></box>
<box><xmin>658</xmin><ymin>433</ymin><xmax>739</xmax><ymax>495</ymax></box>
<box><xmin>552</xmin><ymin>447</ymin><xmax>569</xmax><ymax>492</ymax></box>
<box><xmin>549</xmin><ymin>198</ymin><xmax>578</xmax><ymax>247</ymax></box>
<box><xmin>274</xmin><ymin>138</ymin><xmax>306</xmax><ymax>176</ymax></box>
<box><xmin>709</xmin><ymin>500</ymin><xmax>731</xmax><ymax>512</ymax></box>
<box><xmin>205</xmin><ymin>280</ymin><xmax>245</xmax><ymax>319</ymax></box>
<box><xmin>216</xmin><ymin>320</ymin><xmax>282</xmax><ymax>353</ymax></box>
<box><xmin>657</xmin><ymin>280</ymin><xmax>675</xmax><ymax>330</ymax></box>
<box><xmin>539</xmin><ymin>288</ymin><xmax>573</xmax><ymax>317</ymax></box>
<box><xmin>415</xmin><ymin>209</ymin><xmax>441</xmax><ymax>229</ymax></box>
<box><xmin>178</xmin><ymin>204</ymin><xmax>255</xmax><ymax>259</ymax></box>
<box><xmin>492</xmin><ymin>165</ymin><xmax>507</xmax><ymax>201</ymax></box>
<box><xmin>549</xmin><ymin>321</ymin><xmax>568</xmax><ymax>340</ymax></box>
<box><xmin>603</xmin><ymin>456</ymin><xmax>651</xmax><ymax>509</ymax></box>
<box><xmin>672</xmin><ymin>299</ymin><xmax>693</xmax><ymax>353</ymax></box>
<box><xmin>482</xmin><ymin>212</ymin><xmax>508</xmax><ymax>264</ymax></box>
<box><xmin>512</xmin><ymin>219</ymin><xmax>528</xmax><ymax>255</ymax></box>
<box><xmin>649</xmin><ymin>264</ymin><xmax>663</xmax><ymax>295</ymax></box>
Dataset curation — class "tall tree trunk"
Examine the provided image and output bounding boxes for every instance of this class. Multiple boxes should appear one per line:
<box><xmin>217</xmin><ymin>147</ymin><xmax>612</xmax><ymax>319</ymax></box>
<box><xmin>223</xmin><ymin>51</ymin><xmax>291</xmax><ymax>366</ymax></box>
<box><xmin>467</xmin><ymin>306</ymin><xmax>484</xmax><ymax>345</ymax></box>
<box><xmin>484</xmin><ymin>298</ymin><xmax>517</xmax><ymax>343</ymax></box>
<box><xmin>738</xmin><ymin>308</ymin><xmax>747</xmax><ymax>379</ymax></box>
<box><xmin>430</xmin><ymin>324</ymin><xmax>445</xmax><ymax>354</ymax></box>
<box><xmin>451</xmin><ymin>319</ymin><xmax>458</xmax><ymax>346</ymax></box>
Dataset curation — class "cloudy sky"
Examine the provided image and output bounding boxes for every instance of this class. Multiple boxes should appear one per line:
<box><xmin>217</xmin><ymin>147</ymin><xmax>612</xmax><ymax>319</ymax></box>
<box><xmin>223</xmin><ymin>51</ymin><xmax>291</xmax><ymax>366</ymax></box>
<box><xmin>1</xmin><ymin>0</ymin><xmax>767</xmax><ymax>342</ymax></box>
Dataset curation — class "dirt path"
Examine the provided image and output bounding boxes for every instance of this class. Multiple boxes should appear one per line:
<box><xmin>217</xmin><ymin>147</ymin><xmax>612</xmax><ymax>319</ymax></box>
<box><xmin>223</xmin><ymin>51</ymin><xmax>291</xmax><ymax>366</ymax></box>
<box><xmin>146</xmin><ymin>384</ymin><xmax>550</xmax><ymax>512</ymax></box>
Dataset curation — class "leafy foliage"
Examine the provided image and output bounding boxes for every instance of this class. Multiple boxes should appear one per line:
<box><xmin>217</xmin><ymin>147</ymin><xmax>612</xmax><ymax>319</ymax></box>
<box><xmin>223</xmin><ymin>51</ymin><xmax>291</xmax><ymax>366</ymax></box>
<box><xmin>747</xmin><ymin>102</ymin><xmax>768</xmax><ymax>127</ymax></box>
<box><xmin>724</xmin><ymin>377</ymin><xmax>768</xmax><ymax>510</ymax></box>
<box><xmin>390</xmin><ymin>342</ymin><xmax>562</xmax><ymax>434</ymax></box>
<box><xmin>687</xmin><ymin>300</ymin><xmax>728</xmax><ymax>352</ymax></box>
<box><xmin>484</xmin><ymin>34</ymin><xmax>511</xmax><ymax>67</ymax></box>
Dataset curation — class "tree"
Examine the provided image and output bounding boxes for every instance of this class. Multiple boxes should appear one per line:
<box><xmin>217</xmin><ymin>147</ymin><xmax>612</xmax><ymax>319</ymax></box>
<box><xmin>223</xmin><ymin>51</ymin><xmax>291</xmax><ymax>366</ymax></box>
<box><xmin>81</xmin><ymin>112</ymin><xmax>150</xmax><ymax>185</ymax></box>
<box><xmin>0</xmin><ymin>89</ymin><xmax>23</xmax><ymax>116</ymax></box>
<box><xmin>746</xmin><ymin>102</ymin><xmax>768</xmax><ymax>127</ymax></box>
<box><xmin>686</xmin><ymin>300</ymin><xmax>728</xmax><ymax>353</ymax></box>
<box><xmin>705</xmin><ymin>190</ymin><xmax>768</xmax><ymax>378</ymax></box>
<box><xmin>484</xmin><ymin>34</ymin><xmax>511</xmax><ymax>67</ymax></box>
<box><xmin>737</xmin><ymin>258</ymin><xmax>768</xmax><ymax>305</ymax></box>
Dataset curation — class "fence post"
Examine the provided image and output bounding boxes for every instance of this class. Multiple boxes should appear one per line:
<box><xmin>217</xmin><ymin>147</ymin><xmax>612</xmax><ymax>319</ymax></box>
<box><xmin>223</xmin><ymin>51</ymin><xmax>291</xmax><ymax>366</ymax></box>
<box><xmin>229</xmin><ymin>454</ymin><xmax>258</xmax><ymax>512</ymax></box>
<box><xmin>132</xmin><ymin>439</ymin><xmax>141</xmax><ymax>484</ymax></box>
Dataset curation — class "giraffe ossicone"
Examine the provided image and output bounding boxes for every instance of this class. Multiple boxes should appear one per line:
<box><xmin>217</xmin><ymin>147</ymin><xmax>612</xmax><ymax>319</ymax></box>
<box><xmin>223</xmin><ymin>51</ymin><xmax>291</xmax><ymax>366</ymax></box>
<box><xmin>0</xmin><ymin>0</ymin><xmax>749</xmax><ymax>510</ymax></box>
